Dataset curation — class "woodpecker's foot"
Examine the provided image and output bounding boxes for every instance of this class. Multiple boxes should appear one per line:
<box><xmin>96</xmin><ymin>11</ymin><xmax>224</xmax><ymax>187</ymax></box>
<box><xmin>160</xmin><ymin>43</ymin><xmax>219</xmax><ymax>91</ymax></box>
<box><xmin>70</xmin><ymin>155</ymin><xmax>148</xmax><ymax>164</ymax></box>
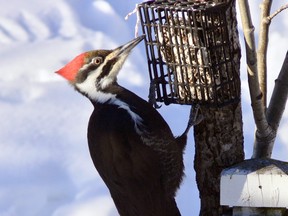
<box><xmin>188</xmin><ymin>104</ymin><xmax>204</xmax><ymax>126</ymax></box>
<box><xmin>148</xmin><ymin>80</ymin><xmax>162</xmax><ymax>109</ymax></box>
<box><xmin>183</xmin><ymin>104</ymin><xmax>204</xmax><ymax>135</ymax></box>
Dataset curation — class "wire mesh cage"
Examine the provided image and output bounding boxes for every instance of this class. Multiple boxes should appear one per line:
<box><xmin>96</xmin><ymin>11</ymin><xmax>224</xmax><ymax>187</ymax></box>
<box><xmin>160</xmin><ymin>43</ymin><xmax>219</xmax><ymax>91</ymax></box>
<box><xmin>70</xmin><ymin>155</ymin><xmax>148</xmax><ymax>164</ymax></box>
<box><xmin>138</xmin><ymin>0</ymin><xmax>240</xmax><ymax>107</ymax></box>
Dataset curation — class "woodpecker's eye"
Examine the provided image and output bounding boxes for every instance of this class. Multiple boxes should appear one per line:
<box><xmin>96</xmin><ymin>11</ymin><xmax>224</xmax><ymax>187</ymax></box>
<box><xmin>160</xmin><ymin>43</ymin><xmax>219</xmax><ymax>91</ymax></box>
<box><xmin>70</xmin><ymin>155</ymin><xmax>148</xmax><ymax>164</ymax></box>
<box><xmin>92</xmin><ymin>57</ymin><xmax>103</xmax><ymax>65</ymax></box>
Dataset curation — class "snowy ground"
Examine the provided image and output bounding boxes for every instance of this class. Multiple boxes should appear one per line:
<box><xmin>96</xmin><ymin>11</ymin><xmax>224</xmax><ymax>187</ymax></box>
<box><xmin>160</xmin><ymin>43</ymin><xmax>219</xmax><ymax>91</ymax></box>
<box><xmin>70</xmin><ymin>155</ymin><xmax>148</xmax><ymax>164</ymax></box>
<box><xmin>0</xmin><ymin>0</ymin><xmax>287</xmax><ymax>216</ymax></box>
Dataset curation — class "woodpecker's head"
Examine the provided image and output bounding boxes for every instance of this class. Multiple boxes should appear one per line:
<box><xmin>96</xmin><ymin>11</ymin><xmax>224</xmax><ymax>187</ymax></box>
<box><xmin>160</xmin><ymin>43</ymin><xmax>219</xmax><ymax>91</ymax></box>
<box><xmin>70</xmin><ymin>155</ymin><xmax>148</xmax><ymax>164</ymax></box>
<box><xmin>56</xmin><ymin>36</ymin><xmax>144</xmax><ymax>100</ymax></box>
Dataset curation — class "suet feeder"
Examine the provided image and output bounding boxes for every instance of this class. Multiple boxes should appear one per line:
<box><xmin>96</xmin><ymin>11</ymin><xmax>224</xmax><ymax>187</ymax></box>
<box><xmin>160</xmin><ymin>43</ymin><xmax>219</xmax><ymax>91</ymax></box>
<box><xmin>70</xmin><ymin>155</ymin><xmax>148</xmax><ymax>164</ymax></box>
<box><xmin>138</xmin><ymin>0</ymin><xmax>240</xmax><ymax>107</ymax></box>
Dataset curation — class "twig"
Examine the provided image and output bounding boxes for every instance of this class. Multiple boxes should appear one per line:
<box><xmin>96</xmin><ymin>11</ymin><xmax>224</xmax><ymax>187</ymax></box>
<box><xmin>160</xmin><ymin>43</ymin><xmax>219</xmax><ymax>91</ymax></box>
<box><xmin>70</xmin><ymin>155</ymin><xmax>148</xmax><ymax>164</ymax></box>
<box><xmin>267</xmin><ymin>3</ymin><xmax>288</xmax><ymax>21</ymax></box>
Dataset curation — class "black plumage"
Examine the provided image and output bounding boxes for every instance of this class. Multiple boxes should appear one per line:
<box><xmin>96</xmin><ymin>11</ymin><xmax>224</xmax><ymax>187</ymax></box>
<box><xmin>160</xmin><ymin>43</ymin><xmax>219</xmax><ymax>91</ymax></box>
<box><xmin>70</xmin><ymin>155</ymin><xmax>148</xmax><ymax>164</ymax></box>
<box><xmin>56</xmin><ymin>36</ymin><xmax>191</xmax><ymax>216</ymax></box>
<box><xmin>88</xmin><ymin>84</ymin><xmax>186</xmax><ymax>216</ymax></box>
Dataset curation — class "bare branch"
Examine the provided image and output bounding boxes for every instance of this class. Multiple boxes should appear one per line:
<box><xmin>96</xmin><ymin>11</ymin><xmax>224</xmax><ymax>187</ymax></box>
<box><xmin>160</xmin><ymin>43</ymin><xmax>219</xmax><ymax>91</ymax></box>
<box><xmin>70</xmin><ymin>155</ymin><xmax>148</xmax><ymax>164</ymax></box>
<box><xmin>257</xmin><ymin>0</ymin><xmax>272</xmax><ymax>110</ymax></box>
<box><xmin>267</xmin><ymin>3</ymin><xmax>288</xmax><ymax>21</ymax></box>
<box><xmin>267</xmin><ymin>51</ymin><xmax>288</xmax><ymax>131</ymax></box>
<box><xmin>253</xmin><ymin>52</ymin><xmax>288</xmax><ymax>158</ymax></box>
<box><xmin>238</xmin><ymin>0</ymin><xmax>271</xmax><ymax>136</ymax></box>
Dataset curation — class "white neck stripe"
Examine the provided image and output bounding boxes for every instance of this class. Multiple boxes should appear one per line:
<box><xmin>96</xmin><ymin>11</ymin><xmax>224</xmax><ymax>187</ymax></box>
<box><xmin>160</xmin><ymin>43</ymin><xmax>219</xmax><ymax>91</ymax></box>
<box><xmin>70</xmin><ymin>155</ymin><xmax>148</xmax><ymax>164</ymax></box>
<box><xmin>78</xmin><ymin>88</ymin><xmax>144</xmax><ymax>135</ymax></box>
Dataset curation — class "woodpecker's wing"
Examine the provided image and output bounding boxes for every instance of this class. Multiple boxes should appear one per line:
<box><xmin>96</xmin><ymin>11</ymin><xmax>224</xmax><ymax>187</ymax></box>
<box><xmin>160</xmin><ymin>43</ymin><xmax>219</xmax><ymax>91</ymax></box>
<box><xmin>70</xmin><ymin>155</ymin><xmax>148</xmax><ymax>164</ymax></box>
<box><xmin>107</xmin><ymin>85</ymin><xmax>185</xmax><ymax>198</ymax></box>
<box><xmin>87</xmin><ymin>104</ymin><xmax>180</xmax><ymax>216</ymax></box>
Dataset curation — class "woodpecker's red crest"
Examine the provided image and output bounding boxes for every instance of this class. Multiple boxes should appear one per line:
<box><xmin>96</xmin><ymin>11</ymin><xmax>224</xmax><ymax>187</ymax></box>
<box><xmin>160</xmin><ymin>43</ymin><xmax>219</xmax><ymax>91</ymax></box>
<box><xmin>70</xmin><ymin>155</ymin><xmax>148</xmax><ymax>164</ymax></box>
<box><xmin>56</xmin><ymin>52</ymin><xmax>87</xmax><ymax>82</ymax></box>
<box><xmin>56</xmin><ymin>36</ymin><xmax>145</xmax><ymax>103</ymax></box>
<box><xmin>56</xmin><ymin>36</ymin><xmax>144</xmax><ymax>84</ymax></box>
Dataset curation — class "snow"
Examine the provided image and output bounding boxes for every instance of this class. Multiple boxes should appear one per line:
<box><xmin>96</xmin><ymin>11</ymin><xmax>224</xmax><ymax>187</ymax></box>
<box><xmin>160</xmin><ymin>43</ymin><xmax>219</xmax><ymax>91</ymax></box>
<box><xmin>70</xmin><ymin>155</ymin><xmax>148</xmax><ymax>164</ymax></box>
<box><xmin>0</xmin><ymin>0</ymin><xmax>287</xmax><ymax>216</ymax></box>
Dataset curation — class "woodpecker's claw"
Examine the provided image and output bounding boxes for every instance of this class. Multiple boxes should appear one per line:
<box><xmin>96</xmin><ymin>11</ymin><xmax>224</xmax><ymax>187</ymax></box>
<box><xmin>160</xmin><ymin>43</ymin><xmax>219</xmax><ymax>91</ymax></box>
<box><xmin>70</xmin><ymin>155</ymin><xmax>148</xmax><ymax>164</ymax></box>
<box><xmin>189</xmin><ymin>104</ymin><xmax>204</xmax><ymax>126</ymax></box>
<box><xmin>183</xmin><ymin>104</ymin><xmax>204</xmax><ymax>135</ymax></box>
<box><xmin>148</xmin><ymin>80</ymin><xmax>162</xmax><ymax>109</ymax></box>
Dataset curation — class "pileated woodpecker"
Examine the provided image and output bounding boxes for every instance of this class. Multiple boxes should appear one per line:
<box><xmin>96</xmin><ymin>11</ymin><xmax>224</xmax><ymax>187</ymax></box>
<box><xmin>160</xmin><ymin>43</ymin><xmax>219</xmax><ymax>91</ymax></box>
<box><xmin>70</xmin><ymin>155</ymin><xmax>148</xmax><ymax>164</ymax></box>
<box><xmin>56</xmin><ymin>36</ymin><xmax>193</xmax><ymax>216</ymax></box>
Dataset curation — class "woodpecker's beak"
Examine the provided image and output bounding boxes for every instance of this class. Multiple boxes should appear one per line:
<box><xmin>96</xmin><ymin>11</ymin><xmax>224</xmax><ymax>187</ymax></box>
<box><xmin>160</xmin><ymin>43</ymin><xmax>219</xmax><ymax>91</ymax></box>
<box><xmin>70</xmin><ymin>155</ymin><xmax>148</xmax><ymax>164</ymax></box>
<box><xmin>98</xmin><ymin>35</ymin><xmax>145</xmax><ymax>83</ymax></box>
<box><xmin>110</xmin><ymin>35</ymin><xmax>145</xmax><ymax>60</ymax></box>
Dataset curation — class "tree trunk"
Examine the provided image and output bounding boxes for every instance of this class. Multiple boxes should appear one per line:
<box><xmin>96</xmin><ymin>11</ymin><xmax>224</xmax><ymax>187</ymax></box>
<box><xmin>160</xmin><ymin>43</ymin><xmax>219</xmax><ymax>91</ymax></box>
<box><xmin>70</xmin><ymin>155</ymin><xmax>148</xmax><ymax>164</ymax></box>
<box><xmin>193</xmin><ymin>1</ymin><xmax>244</xmax><ymax>215</ymax></box>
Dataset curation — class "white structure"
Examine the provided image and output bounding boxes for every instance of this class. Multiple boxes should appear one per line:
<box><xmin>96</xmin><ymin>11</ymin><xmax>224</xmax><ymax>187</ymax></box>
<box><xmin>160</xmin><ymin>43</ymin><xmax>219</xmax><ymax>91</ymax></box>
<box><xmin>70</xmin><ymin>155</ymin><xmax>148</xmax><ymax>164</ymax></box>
<box><xmin>220</xmin><ymin>158</ymin><xmax>288</xmax><ymax>215</ymax></box>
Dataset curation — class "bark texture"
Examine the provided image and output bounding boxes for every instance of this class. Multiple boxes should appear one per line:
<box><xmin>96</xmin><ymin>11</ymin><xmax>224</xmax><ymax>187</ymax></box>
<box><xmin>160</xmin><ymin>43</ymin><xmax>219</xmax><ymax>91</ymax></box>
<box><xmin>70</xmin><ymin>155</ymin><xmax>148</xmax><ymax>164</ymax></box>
<box><xmin>193</xmin><ymin>1</ymin><xmax>244</xmax><ymax>215</ymax></box>
<box><xmin>194</xmin><ymin>104</ymin><xmax>244</xmax><ymax>215</ymax></box>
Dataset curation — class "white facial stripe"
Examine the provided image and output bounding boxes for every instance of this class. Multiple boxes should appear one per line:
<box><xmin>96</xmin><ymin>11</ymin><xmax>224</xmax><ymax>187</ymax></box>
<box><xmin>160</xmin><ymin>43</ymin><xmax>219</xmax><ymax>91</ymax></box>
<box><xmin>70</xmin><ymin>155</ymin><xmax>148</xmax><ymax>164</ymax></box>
<box><xmin>77</xmin><ymin>50</ymin><xmax>128</xmax><ymax>92</ymax></box>
<box><xmin>76</xmin><ymin>66</ymin><xmax>102</xmax><ymax>99</ymax></box>
<box><xmin>98</xmin><ymin>77</ymin><xmax>113</xmax><ymax>90</ymax></box>
<box><xmin>98</xmin><ymin>52</ymin><xmax>128</xmax><ymax>89</ymax></box>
